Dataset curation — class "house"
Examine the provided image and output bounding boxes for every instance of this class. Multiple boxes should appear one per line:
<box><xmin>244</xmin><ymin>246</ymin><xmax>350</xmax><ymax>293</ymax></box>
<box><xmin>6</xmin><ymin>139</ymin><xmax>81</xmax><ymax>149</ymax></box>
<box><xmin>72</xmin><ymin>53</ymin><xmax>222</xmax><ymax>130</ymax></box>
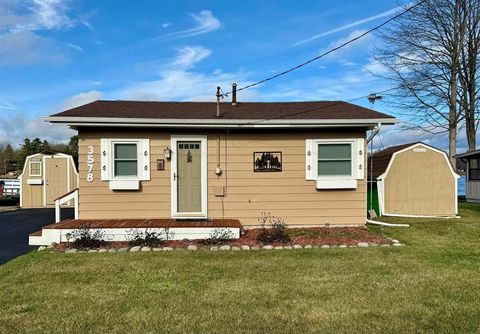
<box><xmin>455</xmin><ymin>149</ymin><xmax>480</xmax><ymax>203</ymax></box>
<box><xmin>19</xmin><ymin>151</ymin><xmax>78</xmax><ymax>208</ymax></box>
<box><xmin>28</xmin><ymin>96</ymin><xmax>397</xmax><ymax>245</ymax></box>
<box><xmin>369</xmin><ymin>142</ymin><xmax>459</xmax><ymax>218</ymax></box>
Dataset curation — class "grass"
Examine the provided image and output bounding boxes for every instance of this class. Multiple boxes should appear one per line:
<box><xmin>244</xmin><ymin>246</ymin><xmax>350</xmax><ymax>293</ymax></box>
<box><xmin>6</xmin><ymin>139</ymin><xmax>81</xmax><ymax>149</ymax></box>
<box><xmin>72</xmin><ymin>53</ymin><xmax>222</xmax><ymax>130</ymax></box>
<box><xmin>1</xmin><ymin>203</ymin><xmax>480</xmax><ymax>333</ymax></box>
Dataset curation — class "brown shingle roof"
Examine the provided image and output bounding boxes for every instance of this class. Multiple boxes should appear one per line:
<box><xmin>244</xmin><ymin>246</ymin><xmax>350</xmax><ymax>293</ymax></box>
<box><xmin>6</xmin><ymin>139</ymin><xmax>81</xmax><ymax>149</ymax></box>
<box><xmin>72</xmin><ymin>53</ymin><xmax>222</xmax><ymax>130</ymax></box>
<box><xmin>368</xmin><ymin>142</ymin><xmax>422</xmax><ymax>179</ymax></box>
<box><xmin>50</xmin><ymin>100</ymin><xmax>395</xmax><ymax>120</ymax></box>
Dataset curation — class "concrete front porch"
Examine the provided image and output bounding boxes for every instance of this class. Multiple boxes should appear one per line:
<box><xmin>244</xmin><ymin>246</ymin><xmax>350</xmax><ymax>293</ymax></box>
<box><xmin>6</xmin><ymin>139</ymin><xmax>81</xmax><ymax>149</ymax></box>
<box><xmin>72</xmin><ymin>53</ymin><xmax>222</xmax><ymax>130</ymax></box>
<box><xmin>29</xmin><ymin>218</ymin><xmax>242</xmax><ymax>246</ymax></box>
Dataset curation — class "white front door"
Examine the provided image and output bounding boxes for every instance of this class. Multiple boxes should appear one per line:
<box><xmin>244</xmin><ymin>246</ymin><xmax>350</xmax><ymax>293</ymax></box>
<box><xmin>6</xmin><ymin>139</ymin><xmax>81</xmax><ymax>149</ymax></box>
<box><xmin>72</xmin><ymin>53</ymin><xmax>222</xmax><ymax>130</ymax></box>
<box><xmin>171</xmin><ymin>135</ymin><xmax>207</xmax><ymax>218</ymax></box>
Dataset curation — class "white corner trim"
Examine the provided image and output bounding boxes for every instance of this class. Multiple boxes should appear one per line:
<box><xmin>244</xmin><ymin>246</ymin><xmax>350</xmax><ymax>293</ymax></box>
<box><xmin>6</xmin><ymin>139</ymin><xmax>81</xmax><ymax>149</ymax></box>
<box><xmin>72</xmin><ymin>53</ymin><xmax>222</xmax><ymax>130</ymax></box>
<box><xmin>27</xmin><ymin>179</ymin><xmax>43</xmax><ymax>185</ymax></box>
<box><xmin>316</xmin><ymin>179</ymin><xmax>357</xmax><ymax>189</ymax></box>
<box><xmin>109</xmin><ymin>180</ymin><xmax>140</xmax><ymax>190</ymax></box>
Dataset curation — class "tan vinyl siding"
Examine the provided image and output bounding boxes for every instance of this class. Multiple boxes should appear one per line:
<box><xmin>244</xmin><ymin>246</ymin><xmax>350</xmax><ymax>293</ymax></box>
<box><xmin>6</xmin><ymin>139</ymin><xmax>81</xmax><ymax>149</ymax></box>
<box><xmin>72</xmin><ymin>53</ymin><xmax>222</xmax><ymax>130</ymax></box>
<box><xmin>78</xmin><ymin>129</ymin><xmax>367</xmax><ymax>226</ymax></box>
<box><xmin>383</xmin><ymin>146</ymin><xmax>456</xmax><ymax>216</ymax></box>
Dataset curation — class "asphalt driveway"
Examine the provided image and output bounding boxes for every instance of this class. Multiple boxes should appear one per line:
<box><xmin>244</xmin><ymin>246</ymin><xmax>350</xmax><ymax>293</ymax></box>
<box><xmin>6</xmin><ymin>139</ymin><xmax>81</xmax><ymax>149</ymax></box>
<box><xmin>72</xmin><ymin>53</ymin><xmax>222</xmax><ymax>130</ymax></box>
<box><xmin>0</xmin><ymin>208</ymin><xmax>73</xmax><ymax>265</ymax></box>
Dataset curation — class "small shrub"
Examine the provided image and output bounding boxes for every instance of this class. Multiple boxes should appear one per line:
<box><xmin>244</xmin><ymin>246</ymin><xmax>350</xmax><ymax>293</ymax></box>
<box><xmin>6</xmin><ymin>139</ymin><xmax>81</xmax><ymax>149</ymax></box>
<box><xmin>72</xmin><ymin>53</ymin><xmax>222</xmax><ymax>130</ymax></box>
<box><xmin>127</xmin><ymin>228</ymin><xmax>170</xmax><ymax>247</ymax></box>
<box><xmin>202</xmin><ymin>228</ymin><xmax>235</xmax><ymax>245</ymax></box>
<box><xmin>68</xmin><ymin>223</ymin><xmax>107</xmax><ymax>249</ymax></box>
<box><xmin>256</xmin><ymin>212</ymin><xmax>290</xmax><ymax>243</ymax></box>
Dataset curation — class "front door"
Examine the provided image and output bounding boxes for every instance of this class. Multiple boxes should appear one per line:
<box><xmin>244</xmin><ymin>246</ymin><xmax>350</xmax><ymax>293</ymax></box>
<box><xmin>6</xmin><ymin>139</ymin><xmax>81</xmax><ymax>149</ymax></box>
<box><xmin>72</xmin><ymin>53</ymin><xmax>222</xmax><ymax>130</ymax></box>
<box><xmin>45</xmin><ymin>158</ymin><xmax>68</xmax><ymax>205</ymax></box>
<box><xmin>172</xmin><ymin>136</ymin><xmax>207</xmax><ymax>218</ymax></box>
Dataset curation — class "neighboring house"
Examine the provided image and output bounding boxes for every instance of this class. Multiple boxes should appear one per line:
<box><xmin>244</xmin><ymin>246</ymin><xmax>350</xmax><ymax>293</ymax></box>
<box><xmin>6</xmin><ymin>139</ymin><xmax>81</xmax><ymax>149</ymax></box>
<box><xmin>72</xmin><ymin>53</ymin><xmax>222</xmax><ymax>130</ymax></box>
<box><xmin>19</xmin><ymin>151</ymin><xmax>79</xmax><ymax>208</ymax></box>
<box><xmin>455</xmin><ymin>149</ymin><xmax>480</xmax><ymax>203</ymax></box>
<box><xmin>0</xmin><ymin>178</ymin><xmax>20</xmax><ymax>197</ymax></box>
<box><xmin>369</xmin><ymin>142</ymin><xmax>459</xmax><ymax>218</ymax></box>
<box><xmin>29</xmin><ymin>97</ymin><xmax>397</xmax><ymax>245</ymax></box>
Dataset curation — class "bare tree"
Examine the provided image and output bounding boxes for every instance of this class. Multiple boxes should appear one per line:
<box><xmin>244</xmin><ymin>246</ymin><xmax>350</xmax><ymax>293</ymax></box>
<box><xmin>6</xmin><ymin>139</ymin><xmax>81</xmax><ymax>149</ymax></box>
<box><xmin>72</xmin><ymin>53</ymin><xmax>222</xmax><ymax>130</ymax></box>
<box><xmin>459</xmin><ymin>0</ymin><xmax>480</xmax><ymax>151</ymax></box>
<box><xmin>374</xmin><ymin>0</ymin><xmax>476</xmax><ymax>165</ymax></box>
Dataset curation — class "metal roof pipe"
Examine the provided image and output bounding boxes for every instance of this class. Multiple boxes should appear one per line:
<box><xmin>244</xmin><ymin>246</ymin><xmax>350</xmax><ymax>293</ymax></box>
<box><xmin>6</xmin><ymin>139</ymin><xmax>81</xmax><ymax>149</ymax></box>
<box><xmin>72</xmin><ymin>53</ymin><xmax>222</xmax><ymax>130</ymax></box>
<box><xmin>231</xmin><ymin>82</ymin><xmax>237</xmax><ymax>105</ymax></box>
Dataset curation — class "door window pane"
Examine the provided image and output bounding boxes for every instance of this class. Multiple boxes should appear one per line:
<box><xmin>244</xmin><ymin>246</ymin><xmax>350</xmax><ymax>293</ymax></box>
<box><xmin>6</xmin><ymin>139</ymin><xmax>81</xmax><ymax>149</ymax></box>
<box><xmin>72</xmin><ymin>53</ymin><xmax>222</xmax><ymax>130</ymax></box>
<box><xmin>114</xmin><ymin>143</ymin><xmax>138</xmax><ymax>176</ymax></box>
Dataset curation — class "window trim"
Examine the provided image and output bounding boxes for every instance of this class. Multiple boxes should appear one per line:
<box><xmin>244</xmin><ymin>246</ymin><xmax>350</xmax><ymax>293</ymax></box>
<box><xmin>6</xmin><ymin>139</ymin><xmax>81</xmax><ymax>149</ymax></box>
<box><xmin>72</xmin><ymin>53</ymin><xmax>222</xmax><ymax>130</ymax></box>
<box><xmin>100</xmin><ymin>138</ymin><xmax>150</xmax><ymax>183</ymax></box>
<box><xmin>29</xmin><ymin>161</ymin><xmax>42</xmax><ymax>177</ymax></box>
<box><xmin>312</xmin><ymin>139</ymin><xmax>356</xmax><ymax>180</ymax></box>
<box><xmin>112</xmin><ymin>141</ymin><xmax>140</xmax><ymax>179</ymax></box>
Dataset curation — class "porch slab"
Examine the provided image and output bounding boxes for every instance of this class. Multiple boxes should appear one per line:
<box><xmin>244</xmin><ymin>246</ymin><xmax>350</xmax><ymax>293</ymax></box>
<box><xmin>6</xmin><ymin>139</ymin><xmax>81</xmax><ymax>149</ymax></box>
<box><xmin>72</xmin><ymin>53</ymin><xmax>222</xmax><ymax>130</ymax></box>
<box><xmin>42</xmin><ymin>218</ymin><xmax>242</xmax><ymax>229</ymax></box>
<box><xmin>29</xmin><ymin>218</ymin><xmax>242</xmax><ymax>246</ymax></box>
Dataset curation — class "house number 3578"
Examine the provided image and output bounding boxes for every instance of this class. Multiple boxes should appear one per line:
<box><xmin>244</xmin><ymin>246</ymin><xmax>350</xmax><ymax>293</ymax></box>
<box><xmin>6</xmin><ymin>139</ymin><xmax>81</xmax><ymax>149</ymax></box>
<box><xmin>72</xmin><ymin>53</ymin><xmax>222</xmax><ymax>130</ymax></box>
<box><xmin>87</xmin><ymin>146</ymin><xmax>94</xmax><ymax>182</ymax></box>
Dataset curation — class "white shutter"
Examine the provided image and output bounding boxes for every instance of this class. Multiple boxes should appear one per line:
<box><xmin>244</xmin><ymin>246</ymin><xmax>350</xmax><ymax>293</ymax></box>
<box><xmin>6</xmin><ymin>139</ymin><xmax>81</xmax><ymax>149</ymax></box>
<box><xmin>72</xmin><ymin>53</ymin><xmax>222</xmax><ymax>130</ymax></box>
<box><xmin>305</xmin><ymin>139</ymin><xmax>315</xmax><ymax>180</ymax></box>
<box><xmin>100</xmin><ymin>138</ymin><xmax>109</xmax><ymax>181</ymax></box>
<box><xmin>141</xmin><ymin>139</ymin><xmax>150</xmax><ymax>181</ymax></box>
<box><xmin>355</xmin><ymin>138</ymin><xmax>365</xmax><ymax>180</ymax></box>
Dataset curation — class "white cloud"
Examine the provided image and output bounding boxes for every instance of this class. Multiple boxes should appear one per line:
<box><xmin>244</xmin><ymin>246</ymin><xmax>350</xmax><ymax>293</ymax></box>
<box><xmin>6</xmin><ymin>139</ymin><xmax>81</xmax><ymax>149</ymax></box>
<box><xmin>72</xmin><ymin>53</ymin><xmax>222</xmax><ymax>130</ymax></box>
<box><xmin>294</xmin><ymin>6</ymin><xmax>400</xmax><ymax>46</ymax></box>
<box><xmin>320</xmin><ymin>29</ymin><xmax>375</xmax><ymax>61</ymax></box>
<box><xmin>0</xmin><ymin>31</ymin><xmax>65</xmax><ymax>65</ymax></box>
<box><xmin>0</xmin><ymin>102</ymin><xmax>16</xmax><ymax>110</ymax></box>
<box><xmin>62</xmin><ymin>90</ymin><xmax>103</xmax><ymax>110</ymax></box>
<box><xmin>66</xmin><ymin>42</ymin><xmax>82</xmax><ymax>52</ymax></box>
<box><xmin>170</xmin><ymin>46</ymin><xmax>212</xmax><ymax>69</ymax></box>
<box><xmin>3</xmin><ymin>0</ymin><xmax>73</xmax><ymax>33</ymax></box>
<box><xmin>119</xmin><ymin>69</ymin><xmax>256</xmax><ymax>102</ymax></box>
<box><xmin>0</xmin><ymin>112</ymin><xmax>75</xmax><ymax>146</ymax></box>
<box><xmin>166</xmin><ymin>10</ymin><xmax>221</xmax><ymax>39</ymax></box>
<box><xmin>0</xmin><ymin>0</ymin><xmax>76</xmax><ymax>65</ymax></box>
<box><xmin>162</xmin><ymin>22</ymin><xmax>172</xmax><ymax>28</ymax></box>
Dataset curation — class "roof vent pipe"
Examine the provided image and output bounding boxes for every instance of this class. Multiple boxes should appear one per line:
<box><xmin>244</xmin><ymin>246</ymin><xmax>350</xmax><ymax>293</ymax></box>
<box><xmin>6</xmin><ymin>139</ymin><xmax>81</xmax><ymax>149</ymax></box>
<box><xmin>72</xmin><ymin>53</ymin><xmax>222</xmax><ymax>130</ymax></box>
<box><xmin>232</xmin><ymin>82</ymin><xmax>237</xmax><ymax>105</ymax></box>
<box><xmin>216</xmin><ymin>86</ymin><xmax>221</xmax><ymax>117</ymax></box>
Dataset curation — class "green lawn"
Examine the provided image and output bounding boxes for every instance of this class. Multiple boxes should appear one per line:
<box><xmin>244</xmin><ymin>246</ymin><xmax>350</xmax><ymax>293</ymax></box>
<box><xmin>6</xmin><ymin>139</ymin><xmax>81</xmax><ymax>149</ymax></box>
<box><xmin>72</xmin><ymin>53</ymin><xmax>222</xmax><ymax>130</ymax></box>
<box><xmin>1</xmin><ymin>204</ymin><xmax>480</xmax><ymax>333</ymax></box>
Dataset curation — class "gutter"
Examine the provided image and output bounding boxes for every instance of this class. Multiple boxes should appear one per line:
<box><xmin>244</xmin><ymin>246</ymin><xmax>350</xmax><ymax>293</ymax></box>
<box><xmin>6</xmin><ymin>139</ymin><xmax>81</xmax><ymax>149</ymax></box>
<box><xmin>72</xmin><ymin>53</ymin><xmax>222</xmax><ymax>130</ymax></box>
<box><xmin>44</xmin><ymin>116</ymin><xmax>398</xmax><ymax>128</ymax></box>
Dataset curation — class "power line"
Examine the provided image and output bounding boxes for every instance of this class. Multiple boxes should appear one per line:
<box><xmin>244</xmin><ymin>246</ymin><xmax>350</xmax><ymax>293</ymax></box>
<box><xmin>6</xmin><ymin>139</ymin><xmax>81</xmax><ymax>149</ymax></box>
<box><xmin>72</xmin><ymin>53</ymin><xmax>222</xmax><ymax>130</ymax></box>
<box><xmin>242</xmin><ymin>86</ymin><xmax>398</xmax><ymax>125</ymax></box>
<box><xmin>224</xmin><ymin>0</ymin><xmax>427</xmax><ymax>95</ymax></box>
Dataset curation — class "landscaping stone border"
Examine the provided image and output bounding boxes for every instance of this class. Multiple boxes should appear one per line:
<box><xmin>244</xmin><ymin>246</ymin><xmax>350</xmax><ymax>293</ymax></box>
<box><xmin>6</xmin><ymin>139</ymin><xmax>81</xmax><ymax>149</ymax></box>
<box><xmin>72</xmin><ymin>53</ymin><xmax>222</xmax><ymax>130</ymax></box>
<box><xmin>39</xmin><ymin>238</ymin><xmax>404</xmax><ymax>253</ymax></box>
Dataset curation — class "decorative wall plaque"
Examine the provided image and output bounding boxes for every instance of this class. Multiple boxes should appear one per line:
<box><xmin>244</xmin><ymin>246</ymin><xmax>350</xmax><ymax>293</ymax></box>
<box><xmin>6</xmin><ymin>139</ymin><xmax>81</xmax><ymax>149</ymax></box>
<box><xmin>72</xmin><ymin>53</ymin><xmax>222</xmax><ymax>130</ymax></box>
<box><xmin>253</xmin><ymin>152</ymin><xmax>282</xmax><ymax>172</ymax></box>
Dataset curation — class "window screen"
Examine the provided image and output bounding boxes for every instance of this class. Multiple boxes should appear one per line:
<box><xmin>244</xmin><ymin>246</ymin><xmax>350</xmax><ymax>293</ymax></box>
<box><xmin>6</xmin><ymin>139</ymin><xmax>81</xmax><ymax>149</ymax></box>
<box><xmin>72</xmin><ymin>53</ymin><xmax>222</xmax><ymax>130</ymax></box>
<box><xmin>317</xmin><ymin>143</ymin><xmax>352</xmax><ymax>176</ymax></box>
<box><xmin>114</xmin><ymin>143</ymin><xmax>138</xmax><ymax>176</ymax></box>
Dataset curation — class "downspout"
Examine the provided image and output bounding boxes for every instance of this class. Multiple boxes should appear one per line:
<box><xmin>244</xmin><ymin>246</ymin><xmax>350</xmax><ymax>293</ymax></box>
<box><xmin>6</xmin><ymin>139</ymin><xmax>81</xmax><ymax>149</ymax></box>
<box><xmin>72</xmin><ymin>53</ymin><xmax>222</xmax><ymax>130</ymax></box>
<box><xmin>365</xmin><ymin>123</ymin><xmax>409</xmax><ymax>228</ymax></box>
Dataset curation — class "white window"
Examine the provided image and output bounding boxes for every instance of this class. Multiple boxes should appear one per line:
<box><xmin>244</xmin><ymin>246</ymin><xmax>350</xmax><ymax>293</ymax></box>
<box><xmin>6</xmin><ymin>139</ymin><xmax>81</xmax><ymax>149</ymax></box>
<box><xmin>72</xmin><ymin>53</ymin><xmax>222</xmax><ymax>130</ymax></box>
<box><xmin>306</xmin><ymin>139</ymin><xmax>364</xmax><ymax>189</ymax></box>
<box><xmin>29</xmin><ymin>160</ymin><xmax>42</xmax><ymax>177</ymax></box>
<box><xmin>100</xmin><ymin>139</ymin><xmax>150</xmax><ymax>189</ymax></box>
<box><xmin>317</xmin><ymin>143</ymin><xmax>352</xmax><ymax>177</ymax></box>
<box><xmin>113</xmin><ymin>143</ymin><xmax>138</xmax><ymax>177</ymax></box>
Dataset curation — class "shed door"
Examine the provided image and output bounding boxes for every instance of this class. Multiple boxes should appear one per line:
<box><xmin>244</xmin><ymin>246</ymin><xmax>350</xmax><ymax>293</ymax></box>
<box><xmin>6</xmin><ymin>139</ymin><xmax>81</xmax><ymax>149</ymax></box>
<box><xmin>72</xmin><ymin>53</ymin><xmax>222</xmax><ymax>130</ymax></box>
<box><xmin>45</xmin><ymin>158</ymin><xmax>68</xmax><ymax>205</ymax></box>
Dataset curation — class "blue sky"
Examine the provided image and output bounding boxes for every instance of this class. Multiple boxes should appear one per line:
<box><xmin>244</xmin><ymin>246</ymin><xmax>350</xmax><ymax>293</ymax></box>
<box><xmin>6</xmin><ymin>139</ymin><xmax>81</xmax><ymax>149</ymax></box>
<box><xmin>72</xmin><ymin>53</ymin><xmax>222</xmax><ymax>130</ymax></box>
<box><xmin>0</xmin><ymin>0</ymin><xmax>463</xmax><ymax>151</ymax></box>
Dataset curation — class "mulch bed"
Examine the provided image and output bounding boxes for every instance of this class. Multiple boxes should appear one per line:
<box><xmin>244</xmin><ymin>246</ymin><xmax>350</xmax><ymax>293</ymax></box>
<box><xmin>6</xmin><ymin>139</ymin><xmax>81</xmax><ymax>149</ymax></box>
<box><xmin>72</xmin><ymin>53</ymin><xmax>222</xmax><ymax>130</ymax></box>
<box><xmin>55</xmin><ymin>226</ymin><xmax>390</xmax><ymax>250</ymax></box>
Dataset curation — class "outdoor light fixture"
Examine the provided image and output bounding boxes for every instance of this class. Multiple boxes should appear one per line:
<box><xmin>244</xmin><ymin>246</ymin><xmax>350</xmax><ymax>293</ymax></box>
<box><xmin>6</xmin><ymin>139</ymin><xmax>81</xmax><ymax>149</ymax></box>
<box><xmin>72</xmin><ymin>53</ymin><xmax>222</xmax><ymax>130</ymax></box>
<box><xmin>164</xmin><ymin>147</ymin><xmax>172</xmax><ymax>159</ymax></box>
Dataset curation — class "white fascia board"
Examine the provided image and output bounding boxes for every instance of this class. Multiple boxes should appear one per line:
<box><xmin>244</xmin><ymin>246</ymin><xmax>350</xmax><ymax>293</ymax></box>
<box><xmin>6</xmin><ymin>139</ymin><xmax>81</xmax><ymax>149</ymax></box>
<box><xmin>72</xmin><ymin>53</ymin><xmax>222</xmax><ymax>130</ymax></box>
<box><xmin>45</xmin><ymin>116</ymin><xmax>398</xmax><ymax>128</ymax></box>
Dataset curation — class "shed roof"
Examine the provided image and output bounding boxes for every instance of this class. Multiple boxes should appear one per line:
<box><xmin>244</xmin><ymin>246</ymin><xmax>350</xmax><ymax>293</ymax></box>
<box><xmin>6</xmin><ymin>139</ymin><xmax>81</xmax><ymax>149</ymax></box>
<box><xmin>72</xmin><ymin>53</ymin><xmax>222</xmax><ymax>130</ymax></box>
<box><xmin>455</xmin><ymin>149</ymin><xmax>480</xmax><ymax>159</ymax></box>
<box><xmin>369</xmin><ymin>142</ymin><xmax>422</xmax><ymax>179</ymax></box>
